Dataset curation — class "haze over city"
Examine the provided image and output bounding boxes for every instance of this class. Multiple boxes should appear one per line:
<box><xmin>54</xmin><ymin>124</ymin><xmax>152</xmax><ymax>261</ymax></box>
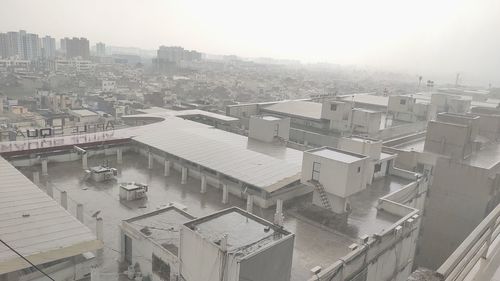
<box><xmin>1</xmin><ymin>1</ymin><xmax>500</xmax><ymax>281</ymax></box>
<box><xmin>1</xmin><ymin>0</ymin><xmax>499</xmax><ymax>84</ymax></box>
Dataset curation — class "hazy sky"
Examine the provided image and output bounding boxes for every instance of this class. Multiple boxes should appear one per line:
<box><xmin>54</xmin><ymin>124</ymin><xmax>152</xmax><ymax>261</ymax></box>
<box><xmin>1</xmin><ymin>0</ymin><xmax>499</xmax><ymax>85</ymax></box>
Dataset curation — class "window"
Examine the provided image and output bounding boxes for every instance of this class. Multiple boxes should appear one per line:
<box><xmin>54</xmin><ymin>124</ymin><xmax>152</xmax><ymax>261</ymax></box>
<box><xmin>400</xmin><ymin>99</ymin><xmax>406</xmax><ymax>105</ymax></box>
<box><xmin>152</xmin><ymin>255</ymin><xmax>171</xmax><ymax>281</ymax></box>
<box><xmin>357</xmin><ymin>167</ymin><xmax>361</xmax><ymax>173</ymax></box>
<box><xmin>330</xmin><ymin>104</ymin><xmax>337</xmax><ymax>111</ymax></box>
<box><xmin>312</xmin><ymin>162</ymin><xmax>321</xmax><ymax>181</ymax></box>
<box><xmin>374</xmin><ymin>163</ymin><xmax>382</xmax><ymax>173</ymax></box>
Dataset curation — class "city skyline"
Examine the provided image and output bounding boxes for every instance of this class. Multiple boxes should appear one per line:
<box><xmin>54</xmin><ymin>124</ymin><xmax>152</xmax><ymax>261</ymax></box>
<box><xmin>0</xmin><ymin>0</ymin><xmax>499</xmax><ymax>86</ymax></box>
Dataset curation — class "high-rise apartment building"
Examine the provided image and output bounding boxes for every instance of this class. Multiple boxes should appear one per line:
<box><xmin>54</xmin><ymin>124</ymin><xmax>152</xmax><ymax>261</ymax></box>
<box><xmin>60</xmin><ymin>37</ymin><xmax>68</xmax><ymax>54</ymax></box>
<box><xmin>20</xmin><ymin>31</ymin><xmax>41</xmax><ymax>60</ymax></box>
<box><xmin>0</xmin><ymin>30</ymin><xmax>30</xmax><ymax>59</ymax></box>
<box><xmin>41</xmin><ymin>36</ymin><xmax>56</xmax><ymax>58</ymax></box>
<box><xmin>0</xmin><ymin>33</ymin><xmax>7</xmax><ymax>58</ymax></box>
<box><xmin>96</xmin><ymin>42</ymin><xmax>106</xmax><ymax>57</ymax></box>
<box><xmin>65</xmin><ymin>37</ymin><xmax>90</xmax><ymax>59</ymax></box>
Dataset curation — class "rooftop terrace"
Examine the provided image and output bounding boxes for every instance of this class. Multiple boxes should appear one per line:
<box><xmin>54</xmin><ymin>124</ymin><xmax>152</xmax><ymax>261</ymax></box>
<box><xmin>12</xmin><ymin>150</ymin><xmax>413</xmax><ymax>281</ymax></box>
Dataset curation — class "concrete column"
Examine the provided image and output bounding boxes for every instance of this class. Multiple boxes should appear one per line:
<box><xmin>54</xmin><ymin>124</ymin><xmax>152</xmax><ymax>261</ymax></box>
<box><xmin>46</xmin><ymin>185</ymin><xmax>53</xmax><ymax>198</ymax></box>
<box><xmin>200</xmin><ymin>174</ymin><xmax>207</xmax><ymax>193</ymax></box>
<box><xmin>222</xmin><ymin>183</ymin><xmax>228</xmax><ymax>204</ymax></box>
<box><xmin>76</xmin><ymin>203</ymin><xmax>84</xmax><ymax>223</ymax></box>
<box><xmin>96</xmin><ymin>217</ymin><xmax>104</xmax><ymax>241</ymax></box>
<box><xmin>181</xmin><ymin>167</ymin><xmax>187</xmax><ymax>184</ymax></box>
<box><xmin>246</xmin><ymin>195</ymin><xmax>254</xmax><ymax>213</ymax></box>
<box><xmin>82</xmin><ymin>154</ymin><xmax>88</xmax><ymax>170</ymax></box>
<box><xmin>90</xmin><ymin>266</ymin><xmax>100</xmax><ymax>281</ymax></box>
<box><xmin>148</xmin><ymin>152</ymin><xmax>153</xmax><ymax>169</ymax></box>
<box><xmin>41</xmin><ymin>159</ymin><xmax>48</xmax><ymax>176</ymax></box>
<box><xmin>117</xmin><ymin>148</ymin><xmax>123</xmax><ymax>164</ymax></box>
<box><xmin>33</xmin><ymin>171</ymin><xmax>40</xmax><ymax>185</ymax></box>
<box><xmin>274</xmin><ymin>199</ymin><xmax>284</xmax><ymax>226</ymax></box>
<box><xmin>61</xmin><ymin>191</ymin><xmax>68</xmax><ymax>209</ymax></box>
<box><xmin>164</xmin><ymin>159</ymin><xmax>170</xmax><ymax>176</ymax></box>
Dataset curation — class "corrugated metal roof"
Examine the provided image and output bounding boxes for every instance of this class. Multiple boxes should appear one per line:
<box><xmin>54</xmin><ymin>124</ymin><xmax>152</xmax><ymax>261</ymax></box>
<box><xmin>262</xmin><ymin>101</ymin><xmax>323</xmax><ymax>120</ymax></box>
<box><xmin>133</xmin><ymin>117</ymin><xmax>302</xmax><ymax>192</ymax></box>
<box><xmin>0</xmin><ymin>156</ymin><xmax>102</xmax><ymax>274</ymax></box>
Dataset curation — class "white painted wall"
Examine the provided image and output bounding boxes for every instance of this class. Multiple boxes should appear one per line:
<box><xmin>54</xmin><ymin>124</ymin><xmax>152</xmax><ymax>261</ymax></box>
<box><xmin>248</xmin><ymin>116</ymin><xmax>290</xmax><ymax>142</ymax></box>
<box><xmin>301</xmin><ymin>149</ymin><xmax>369</xmax><ymax>198</ymax></box>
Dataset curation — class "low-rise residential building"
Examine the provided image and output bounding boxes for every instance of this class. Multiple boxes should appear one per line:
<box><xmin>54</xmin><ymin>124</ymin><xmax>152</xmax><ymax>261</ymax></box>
<box><xmin>120</xmin><ymin>206</ymin><xmax>196</xmax><ymax>281</ymax></box>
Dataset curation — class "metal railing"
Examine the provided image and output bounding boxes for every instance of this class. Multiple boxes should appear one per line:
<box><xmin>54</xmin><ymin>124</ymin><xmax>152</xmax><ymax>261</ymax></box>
<box><xmin>436</xmin><ymin>203</ymin><xmax>500</xmax><ymax>281</ymax></box>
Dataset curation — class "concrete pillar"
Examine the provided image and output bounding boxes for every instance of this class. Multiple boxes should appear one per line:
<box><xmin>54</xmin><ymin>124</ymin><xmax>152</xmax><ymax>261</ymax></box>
<box><xmin>82</xmin><ymin>154</ymin><xmax>88</xmax><ymax>170</ymax></box>
<box><xmin>274</xmin><ymin>199</ymin><xmax>284</xmax><ymax>226</ymax></box>
<box><xmin>148</xmin><ymin>152</ymin><xmax>153</xmax><ymax>169</ymax></box>
<box><xmin>221</xmin><ymin>234</ymin><xmax>228</xmax><ymax>252</ymax></box>
<box><xmin>246</xmin><ymin>195</ymin><xmax>254</xmax><ymax>213</ymax></box>
<box><xmin>222</xmin><ymin>183</ymin><xmax>228</xmax><ymax>204</ymax></box>
<box><xmin>96</xmin><ymin>217</ymin><xmax>104</xmax><ymax>241</ymax></box>
<box><xmin>117</xmin><ymin>148</ymin><xmax>123</xmax><ymax>164</ymax></box>
<box><xmin>164</xmin><ymin>159</ymin><xmax>170</xmax><ymax>176</ymax></box>
<box><xmin>76</xmin><ymin>203</ymin><xmax>84</xmax><ymax>223</ymax></box>
<box><xmin>46</xmin><ymin>185</ymin><xmax>53</xmax><ymax>198</ymax></box>
<box><xmin>96</xmin><ymin>218</ymin><xmax>104</xmax><ymax>258</ymax></box>
<box><xmin>200</xmin><ymin>174</ymin><xmax>207</xmax><ymax>193</ymax></box>
<box><xmin>41</xmin><ymin>159</ymin><xmax>48</xmax><ymax>176</ymax></box>
<box><xmin>33</xmin><ymin>171</ymin><xmax>40</xmax><ymax>185</ymax></box>
<box><xmin>90</xmin><ymin>265</ymin><xmax>100</xmax><ymax>281</ymax></box>
<box><xmin>61</xmin><ymin>191</ymin><xmax>68</xmax><ymax>209</ymax></box>
<box><xmin>181</xmin><ymin>167</ymin><xmax>188</xmax><ymax>184</ymax></box>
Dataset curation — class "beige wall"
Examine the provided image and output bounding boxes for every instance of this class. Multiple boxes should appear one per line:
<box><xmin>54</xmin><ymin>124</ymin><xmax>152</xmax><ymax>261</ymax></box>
<box><xmin>416</xmin><ymin>158</ymin><xmax>500</xmax><ymax>269</ymax></box>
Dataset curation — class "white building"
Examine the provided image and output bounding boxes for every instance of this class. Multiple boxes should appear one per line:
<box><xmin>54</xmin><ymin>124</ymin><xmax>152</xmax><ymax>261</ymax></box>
<box><xmin>120</xmin><ymin>206</ymin><xmax>195</xmax><ymax>281</ymax></box>
<box><xmin>179</xmin><ymin>207</ymin><xmax>295</xmax><ymax>281</ymax></box>
<box><xmin>388</xmin><ymin>95</ymin><xmax>430</xmax><ymax>122</ymax></box>
<box><xmin>69</xmin><ymin>109</ymin><xmax>100</xmax><ymax>124</ymax></box>
<box><xmin>301</xmin><ymin>147</ymin><xmax>370</xmax><ymax>214</ymax></box>
<box><xmin>320</xmin><ymin>100</ymin><xmax>353</xmax><ymax>132</ymax></box>
<box><xmin>248</xmin><ymin>115</ymin><xmax>290</xmax><ymax>143</ymax></box>
<box><xmin>0</xmin><ymin>59</ymin><xmax>30</xmax><ymax>72</ymax></box>
<box><xmin>338</xmin><ymin>136</ymin><xmax>396</xmax><ymax>185</ymax></box>
<box><xmin>52</xmin><ymin>59</ymin><xmax>93</xmax><ymax>72</ymax></box>
<box><xmin>351</xmin><ymin>108</ymin><xmax>382</xmax><ymax>135</ymax></box>
<box><xmin>41</xmin><ymin>36</ymin><xmax>56</xmax><ymax>59</ymax></box>
<box><xmin>95</xmin><ymin>42</ymin><xmax>106</xmax><ymax>57</ymax></box>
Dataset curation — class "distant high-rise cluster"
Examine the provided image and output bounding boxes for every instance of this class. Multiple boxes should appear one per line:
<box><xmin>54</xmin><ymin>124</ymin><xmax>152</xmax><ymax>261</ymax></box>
<box><xmin>0</xmin><ymin>30</ymin><xmax>92</xmax><ymax>60</ymax></box>
<box><xmin>96</xmin><ymin>42</ymin><xmax>106</xmax><ymax>57</ymax></box>
<box><xmin>0</xmin><ymin>30</ymin><xmax>47</xmax><ymax>59</ymax></box>
<box><xmin>157</xmin><ymin>46</ymin><xmax>202</xmax><ymax>62</ymax></box>
<box><xmin>60</xmin><ymin>37</ymin><xmax>90</xmax><ymax>59</ymax></box>
<box><xmin>154</xmin><ymin>45</ymin><xmax>202</xmax><ymax>73</ymax></box>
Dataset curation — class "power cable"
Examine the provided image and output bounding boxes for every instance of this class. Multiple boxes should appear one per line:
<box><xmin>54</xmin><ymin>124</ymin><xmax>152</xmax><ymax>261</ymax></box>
<box><xmin>0</xmin><ymin>238</ymin><xmax>56</xmax><ymax>281</ymax></box>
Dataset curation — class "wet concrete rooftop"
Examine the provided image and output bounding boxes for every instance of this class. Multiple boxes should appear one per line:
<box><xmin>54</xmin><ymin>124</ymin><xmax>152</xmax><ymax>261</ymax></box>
<box><xmin>17</xmin><ymin>151</ymin><xmax>410</xmax><ymax>281</ymax></box>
